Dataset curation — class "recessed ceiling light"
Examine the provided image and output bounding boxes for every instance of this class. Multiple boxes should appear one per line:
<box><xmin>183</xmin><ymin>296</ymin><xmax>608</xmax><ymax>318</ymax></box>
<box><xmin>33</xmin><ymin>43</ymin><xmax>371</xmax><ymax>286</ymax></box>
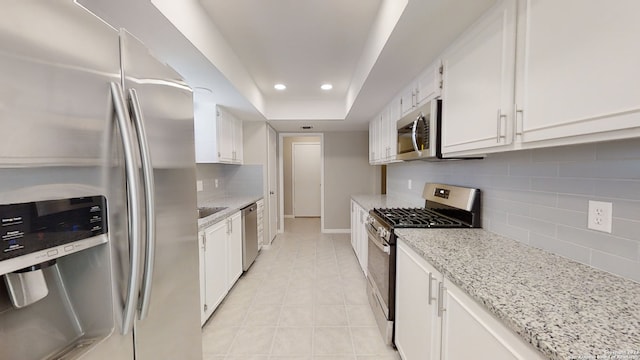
<box><xmin>274</xmin><ymin>83</ymin><xmax>286</xmax><ymax>90</ymax></box>
<box><xmin>321</xmin><ymin>83</ymin><xmax>333</xmax><ymax>90</ymax></box>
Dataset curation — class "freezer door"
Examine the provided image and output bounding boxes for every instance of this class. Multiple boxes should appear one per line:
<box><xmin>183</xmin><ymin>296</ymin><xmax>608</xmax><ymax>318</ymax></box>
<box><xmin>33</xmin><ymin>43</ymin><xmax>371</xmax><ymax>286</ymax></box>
<box><xmin>119</xmin><ymin>30</ymin><xmax>202</xmax><ymax>360</ymax></box>
<box><xmin>0</xmin><ymin>1</ymin><xmax>134</xmax><ymax>360</ymax></box>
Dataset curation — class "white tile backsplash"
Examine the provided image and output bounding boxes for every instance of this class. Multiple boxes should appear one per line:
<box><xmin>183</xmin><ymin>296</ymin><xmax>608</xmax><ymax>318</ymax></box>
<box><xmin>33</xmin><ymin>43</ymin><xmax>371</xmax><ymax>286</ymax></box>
<box><xmin>387</xmin><ymin>138</ymin><xmax>640</xmax><ymax>282</ymax></box>
<box><xmin>196</xmin><ymin>163</ymin><xmax>263</xmax><ymax>204</ymax></box>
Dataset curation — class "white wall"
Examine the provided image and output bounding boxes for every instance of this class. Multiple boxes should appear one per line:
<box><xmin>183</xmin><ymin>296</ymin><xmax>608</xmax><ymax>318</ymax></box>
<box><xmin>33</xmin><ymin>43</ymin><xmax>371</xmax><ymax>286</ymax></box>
<box><xmin>324</xmin><ymin>131</ymin><xmax>378</xmax><ymax>230</ymax></box>
<box><xmin>387</xmin><ymin>138</ymin><xmax>640</xmax><ymax>283</ymax></box>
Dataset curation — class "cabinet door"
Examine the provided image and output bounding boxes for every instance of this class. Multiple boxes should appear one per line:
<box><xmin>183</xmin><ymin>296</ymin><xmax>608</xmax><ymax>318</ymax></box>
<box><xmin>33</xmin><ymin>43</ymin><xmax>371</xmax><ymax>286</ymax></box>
<box><xmin>416</xmin><ymin>61</ymin><xmax>441</xmax><ymax>105</ymax></box>
<box><xmin>216</xmin><ymin>106</ymin><xmax>234</xmax><ymax>162</ymax></box>
<box><xmin>357</xmin><ymin>207</ymin><xmax>368</xmax><ymax>276</ymax></box>
<box><xmin>400</xmin><ymin>83</ymin><xmax>417</xmax><ymax>117</ymax></box>
<box><xmin>369</xmin><ymin>117</ymin><xmax>380</xmax><ymax>164</ymax></box>
<box><xmin>440</xmin><ymin>277</ymin><xmax>545</xmax><ymax>360</ymax></box>
<box><xmin>232</xmin><ymin>116</ymin><xmax>244</xmax><ymax>164</ymax></box>
<box><xmin>517</xmin><ymin>0</ymin><xmax>640</xmax><ymax>145</ymax></box>
<box><xmin>204</xmin><ymin>220</ymin><xmax>228</xmax><ymax>320</ymax></box>
<box><xmin>198</xmin><ymin>232</ymin><xmax>207</xmax><ymax>325</ymax></box>
<box><xmin>395</xmin><ymin>240</ymin><xmax>441</xmax><ymax>360</ymax></box>
<box><xmin>227</xmin><ymin>212</ymin><xmax>243</xmax><ymax>287</ymax></box>
<box><xmin>350</xmin><ymin>200</ymin><xmax>358</xmax><ymax>252</ymax></box>
<box><xmin>193</xmin><ymin>88</ymin><xmax>220</xmax><ymax>163</ymax></box>
<box><xmin>441</xmin><ymin>0</ymin><xmax>517</xmax><ymax>155</ymax></box>
<box><xmin>379</xmin><ymin>107</ymin><xmax>392</xmax><ymax>160</ymax></box>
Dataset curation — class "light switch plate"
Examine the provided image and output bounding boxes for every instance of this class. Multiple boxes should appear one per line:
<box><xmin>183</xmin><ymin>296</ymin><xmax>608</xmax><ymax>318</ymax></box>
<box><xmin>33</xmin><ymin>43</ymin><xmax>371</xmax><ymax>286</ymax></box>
<box><xmin>408</xmin><ymin>179</ymin><xmax>412</xmax><ymax>190</ymax></box>
<box><xmin>588</xmin><ymin>200</ymin><xmax>612</xmax><ymax>233</ymax></box>
<box><xmin>196</xmin><ymin>180</ymin><xmax>203</xmax><ymax>192</ymax></box>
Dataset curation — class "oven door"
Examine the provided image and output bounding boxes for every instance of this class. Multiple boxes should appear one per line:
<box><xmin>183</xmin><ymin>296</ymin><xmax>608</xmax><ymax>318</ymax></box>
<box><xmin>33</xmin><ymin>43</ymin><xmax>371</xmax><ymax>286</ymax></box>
<box><xmin>366</xmin><ymin>223</ymin><xmax>394</xmax><ymax>344</ymax></box>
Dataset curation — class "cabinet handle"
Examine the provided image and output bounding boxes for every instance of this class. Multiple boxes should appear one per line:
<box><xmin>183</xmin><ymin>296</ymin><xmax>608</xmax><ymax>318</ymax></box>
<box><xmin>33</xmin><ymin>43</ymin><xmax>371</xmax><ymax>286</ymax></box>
<box><xmin>496</xmin><ymin>109</ymin><xmax>507</xmax><ymax>143</ymax></box>
<box><xmin>428</xmin><ymin>273</ymin><xmax>436</xmax><ymax>305</ymax></box>
<box><xmin>514</xmin><ymin>105</ymin><xmax>524</xmax><ymax>136</ymax></box>
<box><xmin>202</xmin><ymin>234</ymin><xmax>206</xmax><ymax>252</ymax></box>
<box><xmin>438</xmin><ymin>282</ymin><xmax>446</xmax><ymax>317</ymax></box>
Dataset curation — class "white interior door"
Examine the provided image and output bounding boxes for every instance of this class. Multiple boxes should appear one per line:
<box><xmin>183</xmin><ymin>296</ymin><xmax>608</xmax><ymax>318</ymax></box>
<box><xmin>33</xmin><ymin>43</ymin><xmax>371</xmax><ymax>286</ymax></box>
<box><xmin>292</xmin><ymin>142</ymin><xmax>321</xmax><ymax>217</ymax></box>
<box><xmin>267</xmin><ymin>126</ymin><xmax>278</xmax><ymax>242</ymax></box>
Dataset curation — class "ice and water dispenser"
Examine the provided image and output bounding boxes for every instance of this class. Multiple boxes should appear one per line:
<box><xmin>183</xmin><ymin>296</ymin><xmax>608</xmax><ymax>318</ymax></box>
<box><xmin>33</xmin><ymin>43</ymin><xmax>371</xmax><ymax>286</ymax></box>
<box><xmin>0</xmin><ymin>196</ymin><xmax>114</xmax><ymax>359</ymax></box>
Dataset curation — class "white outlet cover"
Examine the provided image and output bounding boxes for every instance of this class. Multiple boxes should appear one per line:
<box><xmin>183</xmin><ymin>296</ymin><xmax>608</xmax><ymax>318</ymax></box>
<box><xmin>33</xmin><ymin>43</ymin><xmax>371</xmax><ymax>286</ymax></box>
<box><xmin>215</xmin><ymin>179</ymin><xmax>219</xmax><ymax>188</ymax></box>
<box><xmin>196</xmin><ymin>180</ymin><xmax>203</xmax><ymax>192</ymax></box>
<box><xmin>408</xmin><ymin>179</ymin><xmax>412</xmax><ymax>190</ymax></box>
<box><xmin>588</xmin><ymin>200</ymin><xmax>612</xmax><ymax>233</ymax></box>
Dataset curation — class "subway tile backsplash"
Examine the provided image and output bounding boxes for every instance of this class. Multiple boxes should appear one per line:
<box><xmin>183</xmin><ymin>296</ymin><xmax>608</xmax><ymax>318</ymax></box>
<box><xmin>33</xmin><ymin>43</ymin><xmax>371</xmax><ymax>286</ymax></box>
<box><xmin>387</xmin><ymin>138</ymin><xmax>640</xmax><ymax>282</ymax></box>
<box><xmin>195</xmin><ymin>163</ymin><xmax>263</xmax><ymax>204</ymax></box>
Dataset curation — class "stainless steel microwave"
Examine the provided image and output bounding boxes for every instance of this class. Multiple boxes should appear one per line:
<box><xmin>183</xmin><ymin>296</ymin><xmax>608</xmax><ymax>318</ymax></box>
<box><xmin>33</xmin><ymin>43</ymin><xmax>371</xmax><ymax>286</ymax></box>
<box><xmin>396</xmin><ymin>101</ymin><xmax>438</xmax><ymax>160</ymax></box>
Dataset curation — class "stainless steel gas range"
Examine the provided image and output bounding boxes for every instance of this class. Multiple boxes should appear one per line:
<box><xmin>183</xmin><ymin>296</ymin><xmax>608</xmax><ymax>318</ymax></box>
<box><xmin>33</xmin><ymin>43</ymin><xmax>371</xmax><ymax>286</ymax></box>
<box><xmin>366</xmin><ymin>183</ymin><xmax>481</xmax><ymax>345</ymax></box>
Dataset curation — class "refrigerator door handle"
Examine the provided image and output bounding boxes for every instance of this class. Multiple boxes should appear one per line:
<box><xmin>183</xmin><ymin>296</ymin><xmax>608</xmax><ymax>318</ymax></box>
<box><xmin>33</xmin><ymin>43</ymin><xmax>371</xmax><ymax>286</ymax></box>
<box><xmin>128</xmin><ymin>88</ymin><xmax>156</xmax><ymax>321</ymax></box>
<box><xmin>110</xmin><ymin>82</ymin><xmax>142</xmax><ymax>335</ymax></box>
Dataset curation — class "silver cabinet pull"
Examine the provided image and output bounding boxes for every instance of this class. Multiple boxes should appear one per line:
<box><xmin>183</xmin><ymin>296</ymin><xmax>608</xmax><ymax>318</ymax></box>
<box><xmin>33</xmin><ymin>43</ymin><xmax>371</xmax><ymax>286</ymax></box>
<box><xmin>496</xmin><ymin>109</ymin><xmax>507</xmax><ymax>143</ymax></box>
<box><xmin>110</xmin><ymin>82</ymin><xmax>142</xmax><ymax>336</ymax></box>
<box><xmin>514</xmin><ymin>105</ymin><xmax>524</xmax><ymax>136</ymax></box>
<box><xmin>438</xmin><ymin>282</ymin><xmax>446</xmax><ymax>317</ymax></box>
<box><xmin>128</xmin><ymin>88</ymin><xmax>156</xmax><ymax>322</ymax></box>
<box><xmin>428</xmin><ymin>273</ymin><xmax>436</xmax><ymax>305</ymax></box>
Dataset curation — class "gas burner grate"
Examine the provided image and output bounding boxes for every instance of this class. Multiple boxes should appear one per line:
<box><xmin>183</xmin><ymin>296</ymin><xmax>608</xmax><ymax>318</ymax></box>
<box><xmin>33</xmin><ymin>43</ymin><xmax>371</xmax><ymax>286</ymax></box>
<box><xmin>373</xmin><ymin>207</ymin><xmax>468</xmax><ymax>228</ymax></box>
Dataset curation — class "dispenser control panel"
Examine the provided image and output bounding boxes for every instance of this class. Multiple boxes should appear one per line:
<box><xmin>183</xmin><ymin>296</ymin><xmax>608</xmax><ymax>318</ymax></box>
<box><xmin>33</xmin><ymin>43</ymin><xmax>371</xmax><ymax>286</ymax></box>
<box><xmin>0</xmin><ymin>196</ymin><xmax>108</xmax><ymax>274</ymax></box>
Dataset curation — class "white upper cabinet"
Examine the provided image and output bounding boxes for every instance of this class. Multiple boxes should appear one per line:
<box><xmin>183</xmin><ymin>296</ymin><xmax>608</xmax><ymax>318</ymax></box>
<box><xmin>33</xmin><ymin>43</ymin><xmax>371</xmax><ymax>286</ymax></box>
<box><xmin>440</xmin><ymin>0</ymin><xmax>640</xmax><ymax>157</ymax></box>
<box><xmin>368</xmin><ymin>102</ymin><xmax>399</xmax><ymax>165</ymax></box>
<box><xmin>193</xmin><ymin>93</ymin><xmax>244</xmax><ymax>164</ymax></box>
<box><xmin>217</xmin><ymin>106</ymin><xmax>243</xmax><ymax>164</ymax></box>
<box><xmin>516</xmin><ymin>0</ymin><xmax>640</xmax><ymax>146</ymax></box>
<box><xmin>440</xmin><ymin>0</ymin><xmax>518</xmax><ymax>155</ymax></box>
<box><xmin>401</xmin><ymin>61</ymin><xmax>443</xmax><ymax>117</ymax></box>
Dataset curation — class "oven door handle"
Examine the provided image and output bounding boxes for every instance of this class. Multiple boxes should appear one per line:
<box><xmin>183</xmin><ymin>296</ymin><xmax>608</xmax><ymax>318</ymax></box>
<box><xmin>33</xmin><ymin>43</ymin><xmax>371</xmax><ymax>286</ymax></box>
<box><xmin>368</xmin><ymin>233</ymin><xmax>391</xmax><ymax>255</ymax></box>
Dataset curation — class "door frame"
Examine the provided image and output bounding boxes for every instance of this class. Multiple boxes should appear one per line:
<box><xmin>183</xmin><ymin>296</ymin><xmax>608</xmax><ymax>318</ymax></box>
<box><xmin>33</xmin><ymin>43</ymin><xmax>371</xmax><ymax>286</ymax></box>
<box><xmin>291</xmin><ymin>141</ymin><xmax>321</xmax><ymax>218</ymax></box>
<box><xmin>278</xmin><ymin>133</ymin><xmax>325</xmax><ymax>233</ymax></box>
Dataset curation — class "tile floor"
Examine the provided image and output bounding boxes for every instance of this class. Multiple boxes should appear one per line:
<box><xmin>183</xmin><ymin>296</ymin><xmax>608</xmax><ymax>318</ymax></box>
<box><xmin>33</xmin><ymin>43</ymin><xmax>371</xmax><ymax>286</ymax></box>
<box><xmin>201</xmin><ymin>217</ymin><xmax>401</xmax><ymax>360</ymax></box>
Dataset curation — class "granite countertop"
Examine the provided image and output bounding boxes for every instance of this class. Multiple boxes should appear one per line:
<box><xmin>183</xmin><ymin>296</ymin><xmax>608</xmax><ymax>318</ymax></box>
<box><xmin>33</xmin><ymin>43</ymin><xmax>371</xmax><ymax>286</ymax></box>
<box><xmin>197</xmin><ymin>195</ymin><xmax>263</xmax><ymax>230</ymax></box>
<box><xmin>351</xmin><ymin>194</ymin><xmax>423</xmax><ymax>211</ymax></box>
<box><xmin>395</xmin><ymin>228</ymin><xmax>640</xmax><ymax>360</ymax></box>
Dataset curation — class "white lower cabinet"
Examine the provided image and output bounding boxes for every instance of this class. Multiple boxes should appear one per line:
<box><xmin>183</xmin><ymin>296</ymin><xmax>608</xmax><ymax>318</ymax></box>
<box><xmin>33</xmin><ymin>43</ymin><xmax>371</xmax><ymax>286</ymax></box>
<box><xmin>199</xmin><ymin>210</ymin><xmax>243</xmax><ymax>325</ymax></box>
<box><xmin>226</xmin><ymin>211</ymin><xmax>243</xmax><ymax>288</ymax></box>
<box><xmin>396</xmin><ymin>239</ymin><xmax>545</xmax><ymax>360</ymax></box>
<box><xmin>350</xmin><ymin>200</ymin><xmax>368</xmax><ymax>276</ymax></box>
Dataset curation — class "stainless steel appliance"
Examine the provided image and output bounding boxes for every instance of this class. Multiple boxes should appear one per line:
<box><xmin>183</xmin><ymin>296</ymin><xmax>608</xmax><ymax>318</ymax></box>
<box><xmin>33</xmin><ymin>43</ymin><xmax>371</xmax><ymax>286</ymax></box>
<box><xmin>0</xmin><ymin>1</ymin><xmax>202</xmax><ymax>359</ymax></box>
<box><xmin>242</xmin><ymin>203</ymin><xmax>259</xmax><ymax>271</ymax></box>
<box><xmin>366</xmin><ymin>183</ymin><xmax>481</xmax><ymax>345</ymax></box>
<box><xmin>396</xmin><ymin>99</ymin><xmax>482</xmax><ymax>161</ymax></box>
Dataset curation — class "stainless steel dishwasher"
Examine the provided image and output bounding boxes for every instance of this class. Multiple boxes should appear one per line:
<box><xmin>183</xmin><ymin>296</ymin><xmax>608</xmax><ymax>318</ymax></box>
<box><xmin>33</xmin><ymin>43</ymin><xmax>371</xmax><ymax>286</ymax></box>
<box><xmin>241</xmin><ymin>203</ymin><xmax>259</xmax><ymax>271</ymax></box>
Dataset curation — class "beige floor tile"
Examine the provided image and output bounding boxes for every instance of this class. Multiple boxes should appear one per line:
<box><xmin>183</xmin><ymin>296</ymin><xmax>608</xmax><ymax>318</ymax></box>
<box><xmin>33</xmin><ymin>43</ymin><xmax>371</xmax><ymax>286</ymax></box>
<box><xmin>346</xmin><ymin>305</ymin><xmax>378</xmax><ymax>326</ymax></box>
<box><xmin>314</xmin><ymin>305</ymin><xmax>348</xmax><ymax>326</ymax></box>
<box><xmin>201</xmin><ymin>325</ymin><xmax>240</xmax><ymax>355</ymax></box>
<box><xmin>313</xmin><ymin>327</ymin><xmax>354</xmax><ymax>355</ymax></box>
<box><xmin>279</xmin><ymin>304</ymin><xmax>314</xmax><ymax>326</ymax></box>
<box><xmin>203</xmin><ymin>218</ymin><xmax>399</xmax><ymax>359</ymax></box>
<box><xmin>244</xmin><ymin>304</ymin><xmax>282</xmax><ymax>326</ymax></box>
<box><xmin>350</xmin><ymin>327</ymin><xmax>397</xmax><ymax>356</ymax></box>
<box><xmin>228</xmin><ymin>326</ymin><xmax>276</xmax><ymax>355</ymax></box>
<box><xmin>271</xmin><ymin>327</ymin><xmax>313</xmax><ymax>355</ymax></box>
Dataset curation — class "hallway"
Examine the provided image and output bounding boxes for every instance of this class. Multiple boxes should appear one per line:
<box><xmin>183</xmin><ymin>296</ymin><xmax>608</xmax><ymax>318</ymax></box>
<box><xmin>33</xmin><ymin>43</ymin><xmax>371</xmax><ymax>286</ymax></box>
<box><xmin>202</xmin><ymin>218</ymin><xmax>400</xmax><ymax>360</ymax></box>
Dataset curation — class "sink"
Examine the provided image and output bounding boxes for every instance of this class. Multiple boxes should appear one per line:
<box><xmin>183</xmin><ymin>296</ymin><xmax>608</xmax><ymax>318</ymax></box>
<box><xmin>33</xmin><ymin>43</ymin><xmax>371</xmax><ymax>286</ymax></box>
<box><xmin>197</xmin><ymin>206</ymin><xmax>228</xmax><ymax>219</ymax></box>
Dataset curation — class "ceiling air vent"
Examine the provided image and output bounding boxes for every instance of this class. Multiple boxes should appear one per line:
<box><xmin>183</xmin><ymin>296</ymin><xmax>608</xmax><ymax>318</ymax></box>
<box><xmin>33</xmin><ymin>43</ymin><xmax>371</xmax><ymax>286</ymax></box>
<box><xmin>301</xmin><ymin>126</ymin><xmax>313</xmax><ymax>130</ymax></box>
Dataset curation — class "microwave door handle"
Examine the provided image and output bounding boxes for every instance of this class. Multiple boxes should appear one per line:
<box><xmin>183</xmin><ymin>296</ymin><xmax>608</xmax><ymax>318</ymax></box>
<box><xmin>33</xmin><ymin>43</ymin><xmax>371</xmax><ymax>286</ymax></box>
<box><xmin>110</xmin><ymin>82</ymin><xmax>142</xmax><ymax>336</ymax></box>
<box><xmin>128</xmin><ymin>88</ymin><xmax>156</xmax><ymax>321</ymax></box>
<box><xmin>411</xmin><ymin>118</ymin><xmax>422</xmax><ymax>156</ymax></box>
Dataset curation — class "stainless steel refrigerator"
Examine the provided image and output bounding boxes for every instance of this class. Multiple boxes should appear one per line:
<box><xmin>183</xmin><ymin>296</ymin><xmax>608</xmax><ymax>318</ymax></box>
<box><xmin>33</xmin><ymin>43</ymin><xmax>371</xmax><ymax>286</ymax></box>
<box><xmin>0</xmin><ymin>1</ymin><xmax>202</xmax><ymax>359</ymax></box>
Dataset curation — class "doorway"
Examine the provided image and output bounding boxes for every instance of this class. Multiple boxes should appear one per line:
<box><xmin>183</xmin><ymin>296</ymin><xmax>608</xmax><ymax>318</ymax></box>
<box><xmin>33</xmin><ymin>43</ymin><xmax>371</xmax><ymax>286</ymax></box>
<box><xmin>279</xmin><ymin>134</ymin><xmax>323</xmax><ymax>233</ymax></box>
<box><xmin>292</xmin><ymin>142</ymin><xmax>321</xmax><ymax>217</ymax></box>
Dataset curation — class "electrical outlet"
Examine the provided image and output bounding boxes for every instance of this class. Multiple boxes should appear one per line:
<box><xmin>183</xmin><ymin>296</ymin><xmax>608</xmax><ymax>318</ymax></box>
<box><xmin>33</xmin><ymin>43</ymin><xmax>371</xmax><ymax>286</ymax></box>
<box><xmin>196</xmin><ymin>180</ymin><xmax>203</xmax><ymax>192</ymax></box>
<box><xmin>214</xmin><ymin>179</ymin><xmax>219</xmax><ymax>188</ymax></box>
<box><xmin>588</xmin><ymin>200</ymin><xmax>612</xmax><ymax>233</ymax></box>
<box><xmin>408</xmin><ymin>179</ymin><xmax>412</xmax><ymax>190</ymax></box>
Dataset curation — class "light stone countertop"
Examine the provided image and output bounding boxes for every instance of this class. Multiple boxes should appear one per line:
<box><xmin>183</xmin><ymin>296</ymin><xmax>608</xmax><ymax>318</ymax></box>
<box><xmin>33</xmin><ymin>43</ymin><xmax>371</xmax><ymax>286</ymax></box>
<box><xmin>197</xmin><ymin>195</ymin><xmax>263</xmax><ymax>231</ymax></box>
<box><xmin>395</xmin><ymin>228</ymin><xmax>640</xmax><ymax>360</ymax></box>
